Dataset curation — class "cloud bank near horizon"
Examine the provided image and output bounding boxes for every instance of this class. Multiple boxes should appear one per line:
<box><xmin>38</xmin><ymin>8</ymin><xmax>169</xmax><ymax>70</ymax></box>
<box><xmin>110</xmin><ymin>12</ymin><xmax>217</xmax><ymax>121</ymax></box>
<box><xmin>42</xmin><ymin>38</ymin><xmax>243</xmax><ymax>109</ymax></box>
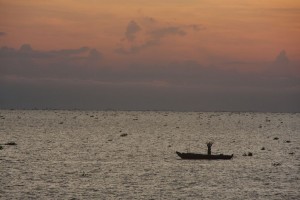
<box><xmin>0</xmin><ymin>44</ymin><xmax>299</xmax><ymax>112</ymax></box>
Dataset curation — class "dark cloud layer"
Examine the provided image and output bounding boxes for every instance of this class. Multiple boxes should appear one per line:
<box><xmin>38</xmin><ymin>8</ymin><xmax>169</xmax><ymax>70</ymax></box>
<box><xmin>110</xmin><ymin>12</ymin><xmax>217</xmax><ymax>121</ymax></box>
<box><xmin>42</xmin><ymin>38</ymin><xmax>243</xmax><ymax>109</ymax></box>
<box><xmin>0</xmin><ymin>45</ymin><xmax>299</xmax><ymax>112</ymax></box>
<box><xmin>1</xmin><ymin>78</ymin><xmax>299</xmax><ymax>112</ymax></box>
<box><xmin>0</xmin><ymin>44</ymin><xmax>98</xmax><ymax>59</ymax></box>
<box><xmin>0</xmin><ymin>32</ymin><xmax>6</xmax><ymax>36</ymax></box>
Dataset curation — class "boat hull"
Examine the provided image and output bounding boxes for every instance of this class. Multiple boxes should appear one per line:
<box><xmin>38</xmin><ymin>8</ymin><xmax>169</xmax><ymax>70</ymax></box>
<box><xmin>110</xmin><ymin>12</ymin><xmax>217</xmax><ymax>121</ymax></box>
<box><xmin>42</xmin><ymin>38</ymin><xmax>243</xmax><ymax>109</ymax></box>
<box><xmin>176</xmin><ymin>151</ymin><xmax>233</xmax><ymax>160</ymax></box>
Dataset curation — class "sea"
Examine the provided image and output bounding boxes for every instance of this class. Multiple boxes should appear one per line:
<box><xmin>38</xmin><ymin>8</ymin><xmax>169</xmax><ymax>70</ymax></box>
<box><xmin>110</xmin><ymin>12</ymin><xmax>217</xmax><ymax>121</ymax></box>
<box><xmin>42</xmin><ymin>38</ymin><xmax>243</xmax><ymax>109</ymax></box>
<box><xmin>0</xmin><ymin>110</ymin><xmax>299</xmax><ymax>199</ymax></box>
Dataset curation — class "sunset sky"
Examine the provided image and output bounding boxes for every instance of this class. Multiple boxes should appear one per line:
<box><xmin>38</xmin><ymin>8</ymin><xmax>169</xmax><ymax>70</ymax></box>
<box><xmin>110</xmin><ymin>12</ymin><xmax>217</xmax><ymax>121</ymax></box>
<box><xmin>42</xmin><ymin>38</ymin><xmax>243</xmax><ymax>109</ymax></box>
<box><xmin>0</xmin><ymin>0</ymin><xmax>300</xmax><ymax>111</ymax></box>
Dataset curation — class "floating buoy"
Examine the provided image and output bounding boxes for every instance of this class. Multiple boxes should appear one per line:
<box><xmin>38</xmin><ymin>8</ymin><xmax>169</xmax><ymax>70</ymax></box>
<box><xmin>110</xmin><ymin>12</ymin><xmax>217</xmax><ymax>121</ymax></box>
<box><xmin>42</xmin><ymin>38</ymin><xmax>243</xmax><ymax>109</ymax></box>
<box><xmin>5</xmin><ymin>142</ymin><xmax>17</xmax><ymax>145</ymax></box>
<box><xmin>120</xmin><ymin>133</ymin><xmax>128</xmax><ymax>137</ymax></box>
<box><xmin>272</xmin><ymin>162</ymin><xmax>281</xmax><ymax>166</ymax></box>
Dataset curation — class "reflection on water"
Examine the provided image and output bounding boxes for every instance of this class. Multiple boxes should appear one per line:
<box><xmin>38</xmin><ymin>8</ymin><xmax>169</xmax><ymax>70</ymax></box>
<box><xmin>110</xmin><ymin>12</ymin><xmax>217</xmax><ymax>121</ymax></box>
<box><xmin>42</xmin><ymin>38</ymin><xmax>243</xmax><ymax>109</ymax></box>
<box><xmin>1</xmin><ymin>110</ymin><xmax>299</xmax><ymax>199</ymax></box>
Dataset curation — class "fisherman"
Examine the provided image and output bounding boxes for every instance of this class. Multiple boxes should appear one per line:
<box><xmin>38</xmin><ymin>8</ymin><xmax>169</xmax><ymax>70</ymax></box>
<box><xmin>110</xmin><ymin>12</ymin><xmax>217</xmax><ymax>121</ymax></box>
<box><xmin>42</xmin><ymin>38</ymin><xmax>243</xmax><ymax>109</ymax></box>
<box><xmin>206</xmin><ymin>142</ymin><xmax>213</xmax><ymax>155</ymax></box>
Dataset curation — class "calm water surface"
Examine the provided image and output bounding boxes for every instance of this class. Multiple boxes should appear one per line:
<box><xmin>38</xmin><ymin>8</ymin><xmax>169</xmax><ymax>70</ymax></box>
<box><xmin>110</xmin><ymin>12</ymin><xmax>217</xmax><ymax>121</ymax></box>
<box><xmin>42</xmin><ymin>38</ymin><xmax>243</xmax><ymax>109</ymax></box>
<box><xmin>1</xmin><ymin>110</ymin><xmax>300</xmax><ymax>199</ymax></box>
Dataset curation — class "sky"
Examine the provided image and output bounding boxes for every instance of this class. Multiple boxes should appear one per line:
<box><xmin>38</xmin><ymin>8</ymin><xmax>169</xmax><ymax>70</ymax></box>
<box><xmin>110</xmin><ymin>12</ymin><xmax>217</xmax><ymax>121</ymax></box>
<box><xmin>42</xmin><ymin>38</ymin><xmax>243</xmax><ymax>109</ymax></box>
<box><xmin>0</xmin><ymin>0</ymin><xmax>300</xmax><ymax>112</ymax></box>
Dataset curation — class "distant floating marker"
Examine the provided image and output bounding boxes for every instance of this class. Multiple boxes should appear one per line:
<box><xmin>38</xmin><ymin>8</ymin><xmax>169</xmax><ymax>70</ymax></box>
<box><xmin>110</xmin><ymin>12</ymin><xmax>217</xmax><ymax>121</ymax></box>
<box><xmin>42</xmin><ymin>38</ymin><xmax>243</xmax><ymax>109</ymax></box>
<box><xmin>272</xmin><ymin>162</ymin><xmax>281</xmax><ymax>166</ymax></box>
<box><xmin>5</xmin><ymin>142</ymin><xmax>17</xmax><ymax>145</ymax></box>
<box><xmin>120</xmin><ymin>133</ymin><xmax>128</xmax><ymax>137</ymax></box>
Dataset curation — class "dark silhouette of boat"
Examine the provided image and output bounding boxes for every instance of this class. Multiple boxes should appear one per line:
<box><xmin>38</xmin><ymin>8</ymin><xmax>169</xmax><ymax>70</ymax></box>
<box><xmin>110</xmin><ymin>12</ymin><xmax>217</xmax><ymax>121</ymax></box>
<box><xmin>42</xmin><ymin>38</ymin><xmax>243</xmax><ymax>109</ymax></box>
<box><xmin>176</xmin><ymin>141</ymin><xmax>233</xmax><ymax>160</ymax></box>
<box><xmin>176</xmin><ymin>151</ymin><xmax>233</xmax><ymax>160</ymax></box>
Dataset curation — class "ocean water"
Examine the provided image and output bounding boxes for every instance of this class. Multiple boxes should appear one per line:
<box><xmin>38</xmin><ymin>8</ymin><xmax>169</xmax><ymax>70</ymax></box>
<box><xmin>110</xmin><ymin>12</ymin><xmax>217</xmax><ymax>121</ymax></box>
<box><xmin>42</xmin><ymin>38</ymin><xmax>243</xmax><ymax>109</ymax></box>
<box><xmin>0</xmin><ymin>110</ymin><xmax>299</xmax><ymax>199</ymax></box>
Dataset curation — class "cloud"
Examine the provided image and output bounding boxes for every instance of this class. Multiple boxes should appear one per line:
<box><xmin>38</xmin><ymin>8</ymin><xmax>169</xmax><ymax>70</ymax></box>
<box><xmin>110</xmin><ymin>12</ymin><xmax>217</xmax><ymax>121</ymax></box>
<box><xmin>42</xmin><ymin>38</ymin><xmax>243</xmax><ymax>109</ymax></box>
<box><xmin>0</xmin><ymin>32</ymin><xmax>6</xmax><ymax>36</ymax></box>
<box><xmin>50</xmin><ymin>46</ymin><xmax>90</xmax><ymax>56</ymax></box>
<box><xmin>149</xmin><ymin>26</ymin><xmax>186</xmax><ymax>38</ymax></box>
<box><xmin>115</xmin><ymin>18</ymin><xmax>203</xmax><ymax>55</ymax></box>
<box><xmin>140</xmin><ymin>17</ymin><xmax>157</xmax><ymax>25</ymax></box>
<box><xmin>264</xmin><ymin>50</ymin><xmax>298</xmax><ymax>77</ymax></box>
<box><xmin>114</xmin><ymin>40</ymin><xmax>159</xmax><ymax>55</ymax></box>
<box><xmin>0</xmin><ymin>44</ymin><xmax>91</xmax><ymax>59</ymax></box>
<box><xmin>0</xmin><ymin>44</ymin><xmax>103</xmax><ymax>80</ymax></box>
<box><xmin>115</xmin><ymin>26</ymin><xmax>188</xmax><ymax>54</ymax></box>
<box><xmin>1</xmin><ymin>45</ymin><xmax>299</xmax><ymax>111</ymax></box>
<box><xmin>19</xmin><ymin>44</ymin><xmax>33</xmax><ymax>52</ymax></box>
<box><xmin>125</xmin><ymin>20</ymin><xmax>141</xmax><ymax>41</ymax></box>
<box><xmin>88</xmin><ymin>49</ymin><xmax>102</xmax><ymax>60</ymax></box>
<box><xmin>275</xmin><ymin>50</ymin><xmax>289</xmax><ymax>65</ymax></box>
<box><xmin>1</xmin><ymin>45</ymin><xmax>299</xmax><ymax>86</ymax></box>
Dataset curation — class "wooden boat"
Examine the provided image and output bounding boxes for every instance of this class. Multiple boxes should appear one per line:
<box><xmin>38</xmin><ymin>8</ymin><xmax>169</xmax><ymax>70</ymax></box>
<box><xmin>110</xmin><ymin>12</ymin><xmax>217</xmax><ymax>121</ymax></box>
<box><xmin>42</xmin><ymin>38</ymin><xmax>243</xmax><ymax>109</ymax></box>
<box><xmin>176</xmin><ymin>151</ymin><xmax>233</xmax><ymax>160</ymax></box>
